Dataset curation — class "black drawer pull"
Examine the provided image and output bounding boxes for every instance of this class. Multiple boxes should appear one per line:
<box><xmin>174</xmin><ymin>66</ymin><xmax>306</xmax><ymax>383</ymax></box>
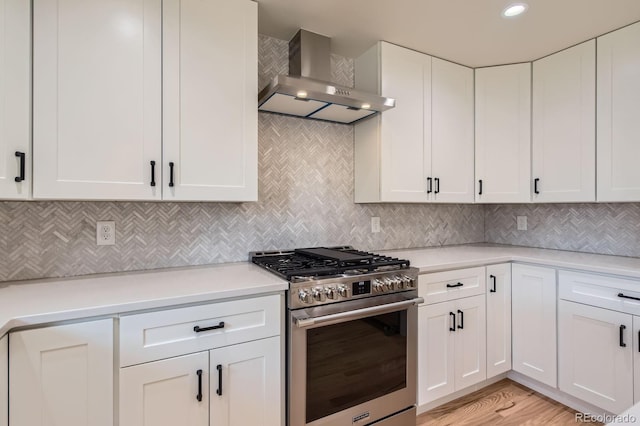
<box><xmin>478</xmin><ymin>179</ymin><xmax>483</xmax><ymax>195</ymax></box>
<box><xmin>446</xmin><ymin>282</ymin><xmax>464</xmax><ymax>288</ymax></box>
<box><xmin>427</xmin><ymin>177</ymin><xmax>432</xmax><ymax>194</ymax></box>
<box><xmin>15</xmin><ymin>151</ymin><xmax>25</xmax><ymax>182</ymax></box>
<box><xmin>534</xmin><ymin>178</ymin><xmax>540</xmax><ymax>194</ymax></box>
<box><xmin>618</xmin><ymin>293</ymin><xmax>640</xmax><ymax>301</ymax></box>
<box><xmin>169</xmin><ymin>162</ymin><xmax>175</xmax><ymax>187</ymax></box>
<box><xmin>216</xmin><ymin>364</ymin><xmax>223</xmax><ymax>396</ymax></box>
<box><xmin>150</xmin><ymin>161</ymin><xmax>156</xmax><ymax>187</ymax></box>
<box><xmin>449</xmin><ymin>312</ymin><xmax>456</xmax><ymax>332</ymax></box>
<box><xmin>193</xmin><ymin>322</ymin><xmax>225</xmax><ymax>333</ymax></box>
<box><xmin>620</xmin><ymin>324</ymin><xmax>627</xmax><ymax>347</ymax></box>
<box><xmin>196</xmin><ymin>369</ymin><xmax>203</xmax><ymax>402</ymax></box>
<box><xmin>434</xmin><ymin>177</ymin><xmax>440</xmax><ymax>194</ymax></box>
<box><xmin>490</xmin><ymin>275</ymin><xmax>497</xmax><ymax>293</ymax></box>
<box><xmin>457</xmin><ymin>309</ymin><xmax>464</xmax><ymax>330</ymax></box>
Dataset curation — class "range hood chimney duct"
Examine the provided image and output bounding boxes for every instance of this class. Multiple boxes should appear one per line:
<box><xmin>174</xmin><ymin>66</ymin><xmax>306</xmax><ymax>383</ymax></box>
<box><xmin>258</xmin><ymin>29</ymin><xmax>395</xmax><ymax>125</ymax></box>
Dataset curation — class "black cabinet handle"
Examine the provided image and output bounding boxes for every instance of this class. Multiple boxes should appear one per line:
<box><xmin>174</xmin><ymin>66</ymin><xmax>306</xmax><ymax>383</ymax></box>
<box><xmin>638</xmin><ymin>330</ymin><xmax>640</xmax><ymax>353</ymax></box>
<box><xmin>196</xmin><ymin>369</ymin><xmax>203</xmax><ymax>402</ymax></box>
<box><xmin>478</xmin><ymin>179</ymin><xmax>483</xmax><ymax>195</ymax></box>
<box><xmin>457</xmin><ymin>309</ymin><xmax>464</xmax><ymax>330</ymax></box>
<box><xmin>14</xmin><ymin>151</ymin><xmax>25</xmax><ymax>182</ymax></box>
<box><xmin>534</xmin><ymin>178</ymin><xmax>540</xmax><ymax>194</ymax></box>
<box><xmin>449</xmin><ymin>312</ymin><xmax>456</xmax><ymax>332</ymax></box>
<box><xmin>434</xmin><ymin>177</ymin><xmax>440</xmax><ymax>194</ymax></box>
<box><xmin>150</xmin><ymin>161</ymin><xmax>156</xmax><ymax>187</ymax></box>
<box><xmin>620</xmin><ymin>324</ymin><xmax>627</xmax><ymax>347</ymax></box>
<box><xmin>193</xmin><ymin>322</ymin><xmax>225</xmax><ymax>333</ymax></box>
<box><xmin>490</xmin><ymin>274</ymin><xmax>497</xmax><ymax>293</ymax></box>
<box><xmin>618</xmin><ymin>293</ymin><xmax>640</xmax><ymax>301</ymax></box>
<box><xmin>427</xmin><ymin>177</ymin><xmax>432</xmax><ymax>194</ymax></box>
<box><xmin>446</xmin><ymin>282</ymin><xmax>464</xmax><ymax>288</ymax></box>
<box><xmin>216</xmin><ymin>364</ymin><xmax>223</xmax><ymax>396</ymax></box>
<box><xmin>169</xmin><ymin>162</ymin><xmax>175</xmax><ymax>187</ymax></box>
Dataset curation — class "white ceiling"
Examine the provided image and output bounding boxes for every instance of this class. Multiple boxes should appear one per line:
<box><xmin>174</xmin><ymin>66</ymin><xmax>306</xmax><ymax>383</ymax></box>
<box><xmin>257</xmin><ymin>0</ymin><xmax>640</xmax><ymax>67</ymax></box>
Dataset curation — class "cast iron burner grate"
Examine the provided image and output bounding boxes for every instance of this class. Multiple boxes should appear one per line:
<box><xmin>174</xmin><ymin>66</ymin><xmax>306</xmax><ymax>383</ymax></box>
<box><xmin>250</xmin><ymin>246</ymin><xmax>411</xmax><ymax>280</ymax></box>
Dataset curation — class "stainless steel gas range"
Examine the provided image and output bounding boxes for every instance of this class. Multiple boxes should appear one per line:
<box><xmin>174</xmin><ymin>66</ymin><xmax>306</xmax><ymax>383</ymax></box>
<box><xmin>250</xmin><ymin>246</ymin><xmax>423</xmax><ymax>426</ymax></box>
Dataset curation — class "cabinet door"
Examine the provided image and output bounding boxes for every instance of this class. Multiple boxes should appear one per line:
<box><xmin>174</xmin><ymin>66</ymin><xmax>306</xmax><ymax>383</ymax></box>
<box><xmin>418</xmin><ymin>302</ymin><xmax>455</xmax><ymax>405</ymax></box>
<box><xmin>33</xmin><ymin>0</ymin><xmax>162</xmax><ymax>200</ymax></box>
<box><xmin>486</xmin><ymin>264</ymin><xmax>512</xmax><ymax>378</ymax></box>
<box><xmin>0</xmin><ymin>0</ymin><xmax>30</xmax><ymax>199</ymax></box>
<box><xmin>512</xmin><ymin>264</ymin><xmax>557</xmax><ymax>387</ymax></box>
<box><xmin>120</xmin><ymin>352</ymin><xmax>209</xmax><ymax>426</ymax></box>
<box><xmin>163</xmin><ymin>0</ymin><xmax>257</xmax><ymax>201</ymax></box>
<box><xmin>597</xmin><ymin>22</ymin><xmax>640</xmax><ymax>202</ymax></box>
<box><xmin>454</xmin><ymin>295</ymin><xmax>486</xmax><ymax>390</ymax></box>
<box><xmin>532</xmin><ymin>40</ymin><xmax>595</xmax><ymax>203</ymax></box>
<box><xmin>431</xmin><ymin>58</ymin><xmax>474</xmax><ymax>203</ymax></box>
<box><xmin>634</xmin><ymin>316</ymin><xmax>640</xmax><ymax>405</ymax></box>
<box><xmin>210</xmin><ymin>336</ymin><xmax>281</xmax><ymax>426</ymax></box>
<box><xmin>559</xmin><ymin>301</ymin><xmax>633</xmax><ymax>413</ymax></box>
<box><xmin>9</xmin><ymin>319</ymin><xmax>114</xmax><ymax>426</ymax></box>
<box><xmin>378</xmin><ymin>42</ymin><xmax>432</xmax><ymax>202</ymax></box>
<box><xmin>475</xmin><ymin>64</ymin><xmax>531</xmax><ymax>203</ymax></box>
<box><xmin>1</xmin><ymin>335</ymin><xmax>6</xmax><ymax>426</ymax></box>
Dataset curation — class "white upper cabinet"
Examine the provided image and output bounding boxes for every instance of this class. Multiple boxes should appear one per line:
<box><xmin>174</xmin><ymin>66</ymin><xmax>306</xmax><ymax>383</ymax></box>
<box><xmin>430</xmin><ymin>58</ymin><xmax>474</xmax><ymax>203</ymax></box>
<box><xmin>597</xmin><ymin>22</ymin><xmax>640</xmax><ymax>202</ymax></box>
<box><xmin>532</xmin><ymin>40</ymin><xmax>596</xmax><ymax>203</ymax></box>
<box><xmin>0</xmin><ymin>0</ymin><xmax>30</xmax><ymax>200</ymax></box>
<box><xmin>354</xmin><ymin>43</ymin><xmax>473</xmax><ymax>203</ymax></box>
<box><xmin>32</xmin><ymin>0</ymin><xmax>162</xmax><ymax>200</ymax></box>
<box><xmin>475</xmin><ymin>64</ymin><xmax>531</xmax><ymax>203</ymax></box>
<box><xmin>163</xmin><ymin>0</ymin><xmax>257</xmax><ymax>202</ymax></box>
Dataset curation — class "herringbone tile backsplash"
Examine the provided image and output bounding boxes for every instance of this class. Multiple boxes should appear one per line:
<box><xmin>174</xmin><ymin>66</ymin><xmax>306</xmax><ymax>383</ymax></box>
<box><xmin>484</xmin><ymin>203</ymin><xmax>640</xmax><ymax>257</ymax></box>
<box><xmin>0</xmin><ymin>35</ymin><xmax>484</xmax><ymax>283</ymax></box>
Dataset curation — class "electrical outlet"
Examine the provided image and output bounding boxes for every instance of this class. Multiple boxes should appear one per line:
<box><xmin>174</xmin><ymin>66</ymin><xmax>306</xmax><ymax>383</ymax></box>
<box><xmin>516</xmin><ymin>216</ymin><xmax>528</xmax><ymax>231</ymax></box>
<box><xmin>371</xmin><ymin>217</ymin><xmax>381</xmax><ymax>233</ymax></box>
<box><xmin>97</xmin><ymin>221</ymin><xmax>116</xmax><ymax>245</ymax></box>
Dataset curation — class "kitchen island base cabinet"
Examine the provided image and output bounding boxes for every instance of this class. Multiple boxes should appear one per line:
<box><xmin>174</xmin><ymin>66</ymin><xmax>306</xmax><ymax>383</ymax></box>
<box><xmin>512</xmin><ymin>264</ymin><xmax>557</xmax><ymax>388</ymax></box>
<box><xmin>1</xmin><ymin>335</ymin><xmax>6</xmax><ymax>426</ymax></box>
<box><xmin>558</xmin><ymin>300</ymin><xmax>633</xmax><ymax>414</ymax></box>
<box><xmin>418</xmin><ymin>295</ymin><xmax>486</xmax><ymax>405</ymax></box>
<box><xmin>9</xmin><ymin>319</ymin><xmax>114</xmax><ymax>426</ymax></box>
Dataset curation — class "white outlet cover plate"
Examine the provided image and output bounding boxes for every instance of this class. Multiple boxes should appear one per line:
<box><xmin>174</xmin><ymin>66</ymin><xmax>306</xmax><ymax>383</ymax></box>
<box><xmin>371</xmin><ymin>216</ymin><xmax>381</xmax><ymax>233</ymax></box>
<box><xmin>516</xmin><ymin>216</ymin><xmax>527</xmax><ymax>231</ymax></box>
<box><xmin>97</xmin><ymin>221</ymin><xmax>116</xmax><ymax>246</ymax></box>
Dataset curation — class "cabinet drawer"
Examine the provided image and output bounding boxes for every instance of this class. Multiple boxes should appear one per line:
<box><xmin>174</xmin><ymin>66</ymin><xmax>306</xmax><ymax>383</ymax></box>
<box><xmin>120</xmin><ymin>294</ymin><xmax>281</xmax><ymax>367</ymax></box>
<box><xmin>418</xmin><ymin>267</ymin><xmax>485</xmax><ymax>304</ymax></box>
<box><xmin>559</xmin><ymin>270</ymin><xmax>640</xmax><ymax>316</ymax></box>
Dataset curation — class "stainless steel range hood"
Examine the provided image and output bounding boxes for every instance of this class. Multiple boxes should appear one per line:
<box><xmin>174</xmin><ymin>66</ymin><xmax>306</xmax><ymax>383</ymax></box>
<box><xmin>258</xmin><ymin>30</ymin><xmax>395</xmax><ymax>124</ymax></box>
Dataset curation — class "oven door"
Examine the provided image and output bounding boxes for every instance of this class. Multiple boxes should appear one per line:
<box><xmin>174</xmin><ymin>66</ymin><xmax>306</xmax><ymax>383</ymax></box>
<box><xmin>289</xmin><ymin>293</ymin><xmax>423</xmax><ymax>426</ymax></box>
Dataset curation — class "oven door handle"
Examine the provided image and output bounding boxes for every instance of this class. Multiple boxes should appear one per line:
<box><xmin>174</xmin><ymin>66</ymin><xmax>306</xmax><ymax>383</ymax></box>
<box><xmin>294</xmin><ymin>297</ymin><xmax>424</xmax><ymax>328</ymax></box>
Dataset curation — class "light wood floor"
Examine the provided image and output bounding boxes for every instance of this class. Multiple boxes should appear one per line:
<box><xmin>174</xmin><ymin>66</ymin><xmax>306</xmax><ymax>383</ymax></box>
<box><xmin>416</xmin><ymin>379</ymin><xmax>603</xmax><ymax>425</ymax></box>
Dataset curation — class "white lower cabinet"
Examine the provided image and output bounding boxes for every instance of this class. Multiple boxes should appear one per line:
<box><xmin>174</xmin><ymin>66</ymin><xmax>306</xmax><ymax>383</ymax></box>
<box><xmin>558</xmin><ymin>300</ymin><xmax>633</xmax><ymax>414</ymax></box>
<box><xmin>635</xmin><ymin>317</ymin><xmax>640</xmax><ymax>405</ymax></box>
<box><xmin>419</xmin><ymin>294</ymin><xmax>486</xmax><ymax>405</ymax></box>
<box><xmin>1</xmin><ymin>335</ymin><xmax>7</xmax><ymax>426</ymax></box>
<box><xmin>512</xmin><ymin>264</ymin><xmax>557</xmax><ymax>387</ymax></box>
<box><xmin>9</xmin><ymin>319</ymin><xmax>114</xmax><ymax>426</ymax></box>
<box><xmin>120</xmin><ymin>352</ymin><xmax>210</xmax><ymax>426</ymax></box>
<box><xmin>486</xmin><ymin>264</ymin><xmax>512</xmax><ymax>378</ymax></box>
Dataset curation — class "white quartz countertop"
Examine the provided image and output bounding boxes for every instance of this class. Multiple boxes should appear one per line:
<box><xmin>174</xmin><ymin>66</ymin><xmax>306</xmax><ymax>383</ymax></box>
<box><xmin>4</xmin><ymin>243</ymin><xmax>640</xmax><ymax>338</ymax></box>
<box><xmin>0</xmin><ymin>262</ymin><xmax>287</xmax><ymax>337</ymax></box>
<box><xmin>385</xmin><ymin>244</ymin><xmax>640</xmax><ymax>279</ymax></box>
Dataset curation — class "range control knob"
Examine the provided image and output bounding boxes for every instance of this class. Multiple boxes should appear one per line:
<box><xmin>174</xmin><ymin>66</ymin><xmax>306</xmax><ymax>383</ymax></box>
<box><xmin>298</xmin><ymin>289</ymin><xmax>313</xmax><ymax>304</ymax></box>
<box><xmin>337</xmin><ymin>285</ymin><xmax>350</xmax><ymax>298</ymax></box>
<box><xmin>383</xmin><ymin>277</ymin><xmax>395</xmax><ymax>291</ymax></box>
<box><xmin>373</xmin><ymin>279</ymin><xmax>386</xmax><ymax>293</ymax></box>
<box><xmin>402</xmin><ymin>275</ymin><xmax>415</xmax><ymax>288</ymax></box>
<box><xmin>395</xmin><ymin>276</ymin><xmax>406</xmax><ymax>290</ymax></box>
<box><xmin>312</xmin><ymin>287</ymin><xmax>327</xmax><ymax>302</ymax></box>
<box><xmin>325</xmin><ymin>286</ymin><xmax>338</xmax><ymax>300</ymax></box>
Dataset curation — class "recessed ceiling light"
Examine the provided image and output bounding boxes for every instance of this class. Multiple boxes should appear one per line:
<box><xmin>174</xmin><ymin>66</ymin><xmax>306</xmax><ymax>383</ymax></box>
<box><xmin>502</xmin><ymin>3</ymin><xmax>528</xmax><ymax>18</ymax></box>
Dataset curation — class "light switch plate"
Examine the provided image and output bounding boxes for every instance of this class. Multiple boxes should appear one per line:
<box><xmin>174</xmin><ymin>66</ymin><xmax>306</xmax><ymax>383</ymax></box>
<box><xmin>371</xmin><ymin>217</ymin><xmax>381</xmax><ymax>233</ymax></box>
<box><xmin>516</xmin><ymin>216</ymin><xmax>527</xmax><ymax>231</ymax></box>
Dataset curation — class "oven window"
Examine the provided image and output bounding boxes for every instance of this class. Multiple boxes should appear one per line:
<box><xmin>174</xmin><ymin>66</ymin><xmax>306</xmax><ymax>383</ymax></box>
<box><xmin>305</xmin><ymin>311</ymin><xmax>407</xmax><ymax>423</ymax></box>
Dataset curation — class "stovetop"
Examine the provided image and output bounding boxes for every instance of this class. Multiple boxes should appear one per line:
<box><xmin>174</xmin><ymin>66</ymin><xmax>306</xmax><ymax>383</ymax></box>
<box><xmin>250</xmin><ymin>246</ymin><xmax>411</xmax><ymax>281</ymax></box>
